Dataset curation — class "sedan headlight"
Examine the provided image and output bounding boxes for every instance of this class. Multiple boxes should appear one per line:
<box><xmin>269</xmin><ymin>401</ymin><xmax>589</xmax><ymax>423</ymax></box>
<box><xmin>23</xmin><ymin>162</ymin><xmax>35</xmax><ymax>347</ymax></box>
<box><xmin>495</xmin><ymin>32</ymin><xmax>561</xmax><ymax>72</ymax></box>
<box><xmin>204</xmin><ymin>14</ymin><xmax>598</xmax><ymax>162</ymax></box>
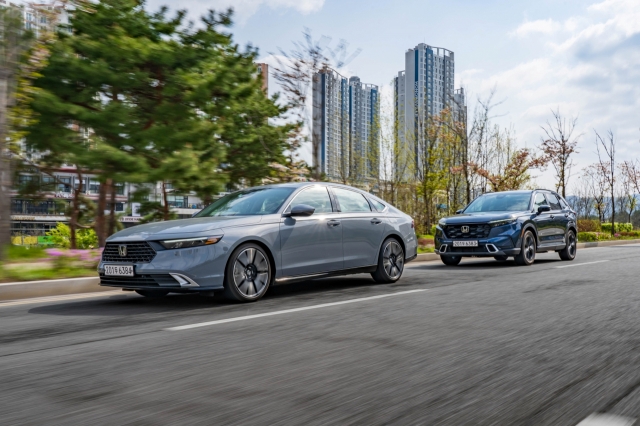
<box><xmin>488</xmin><ymin>219</ymin><xmax>517</xmax><ymax>228</ymax></box>
<box><xmin>159</xmin><ymin>236</ymin><xmax>222</xmax><ymax>249</ymax></box>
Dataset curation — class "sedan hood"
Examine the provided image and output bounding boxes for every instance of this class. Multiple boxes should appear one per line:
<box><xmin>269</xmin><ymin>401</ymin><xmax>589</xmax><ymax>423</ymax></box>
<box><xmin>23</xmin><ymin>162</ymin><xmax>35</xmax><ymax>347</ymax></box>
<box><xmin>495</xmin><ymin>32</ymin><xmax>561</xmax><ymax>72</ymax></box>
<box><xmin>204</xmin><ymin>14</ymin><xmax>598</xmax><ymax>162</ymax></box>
<box><xmin>441</xmin><ymin>211</ymin><xmax>527</xmax><ymax>225</ymax></box>
<box><xmin>108</xmin><ymin>216</ymin><xmax>262</xmax><ymax>241</ymax></box>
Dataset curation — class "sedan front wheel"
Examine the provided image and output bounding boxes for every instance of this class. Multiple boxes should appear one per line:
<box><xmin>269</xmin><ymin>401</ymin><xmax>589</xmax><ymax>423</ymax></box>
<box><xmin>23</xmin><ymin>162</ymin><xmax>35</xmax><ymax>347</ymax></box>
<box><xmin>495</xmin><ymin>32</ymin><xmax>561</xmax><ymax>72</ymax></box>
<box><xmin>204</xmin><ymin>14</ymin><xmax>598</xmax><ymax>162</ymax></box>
<box><xmin>224</xmin><ymin>243</ymin><xmax>272</xmax><ymax>302</ymax></box>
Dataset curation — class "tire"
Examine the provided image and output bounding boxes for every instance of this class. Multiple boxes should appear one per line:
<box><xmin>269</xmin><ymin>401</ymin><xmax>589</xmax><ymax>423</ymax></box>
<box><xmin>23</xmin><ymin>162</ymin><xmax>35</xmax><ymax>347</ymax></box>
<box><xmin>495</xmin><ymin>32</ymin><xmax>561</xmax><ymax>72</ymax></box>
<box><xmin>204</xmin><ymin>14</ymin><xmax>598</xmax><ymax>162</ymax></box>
<box><xmin>223</xmin><ymin>243</ymin><xmax>272</xmax><ymax>302</ymax></box>
<box><xmin>494</xmin><ymin>255</ymin><xmax>509</xmax><ymax>261</ymax></box>
<box><xmin>440</xmin><ymin>255</ymin><xmax>462</xmax><ymax>266</ymax></box>
<box><xmin>135</xmin><ymin>290</ymin><xmax>169</xmax><ymax>298</ymax></box>
<box><xmin>515</xmin><ymin>230</ymin><xmax>536</xmax><ymax>266</ymax></box>
<box><xmin>559</xmin><ymin>230</ymin><xmax>577</xmax><ymax>261</ymax></box>
<box><xmin>371</xmin><ymin>238</ymin><xmax>405</xmax><ymax>283</ymax></box>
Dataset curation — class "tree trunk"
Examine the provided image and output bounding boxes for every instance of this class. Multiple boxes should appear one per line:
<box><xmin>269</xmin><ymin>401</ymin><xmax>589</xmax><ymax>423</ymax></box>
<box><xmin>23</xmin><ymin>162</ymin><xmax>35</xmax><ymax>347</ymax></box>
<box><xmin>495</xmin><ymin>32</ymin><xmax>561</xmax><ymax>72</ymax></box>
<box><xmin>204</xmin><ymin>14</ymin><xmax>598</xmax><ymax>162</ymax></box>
<box><xmin>0</xmin><ymin>70</ymin><xmax>11</xmax><ymax>260</ymax></box>
<box><xmin>70</xmin><ymin>173</ymin><xmax>83</xmax><ymax>250</ymax></box>
<box><xmin>95</xmin><ymin>179</ymin><xmax>109</xmax><ymax>247</ymax></box>
<box><xmin>162</xmin><ymin>181</ymin><xmax>170</xmax><ymax>221</ymax></box>
<box><xmin>108</xmin><ymin>183</ymin><xmax>117</xmax><ymax>236</ymax></box>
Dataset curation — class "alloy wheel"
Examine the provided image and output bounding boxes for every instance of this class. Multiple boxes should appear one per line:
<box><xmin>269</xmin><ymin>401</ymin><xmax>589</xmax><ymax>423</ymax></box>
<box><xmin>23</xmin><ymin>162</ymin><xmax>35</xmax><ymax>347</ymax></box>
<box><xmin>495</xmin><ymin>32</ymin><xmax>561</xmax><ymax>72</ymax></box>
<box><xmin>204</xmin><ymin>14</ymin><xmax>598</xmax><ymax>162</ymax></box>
<box><xmin>568</xmin><ymin>233</ymin><xmax>576</xmax><ymax>257</ymax></box>
<box><xmin>383</xmin><ymin>241</ymin><xmax>404</xmax><ymax>279</ymax></box>
<box><xmin>524</xmin><ymin>233</ymin><xmax>535</xmax><ymax>262</ymax></box>
<box><xmin>232</xmin><ymin>247</ymin><xmax>270</xmax><ymax>299</ymax></box>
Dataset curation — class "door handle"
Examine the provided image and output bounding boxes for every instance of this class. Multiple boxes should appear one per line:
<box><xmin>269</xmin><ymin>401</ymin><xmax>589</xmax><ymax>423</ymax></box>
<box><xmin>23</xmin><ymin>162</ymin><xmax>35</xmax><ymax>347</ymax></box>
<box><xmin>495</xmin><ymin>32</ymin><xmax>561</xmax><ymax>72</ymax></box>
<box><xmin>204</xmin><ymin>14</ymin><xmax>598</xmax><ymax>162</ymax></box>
<box><xmin>327</xmin><ymin>220</ymin><xmax>341</xmax><ymax>227</ymax></box>
<box><xmin>371</xmin><ymin>219</ymin><xmax>382</xmax><ymax>225</ymax></box>
<box><xmin>564</xmin><ymin>213</ymin><xmax>569</xmax><ymax>217</ymax></box>
<box><xmin>550</xmin><ymin>215</ymin><xmax>555</xmax><ymax>219</ymax></box>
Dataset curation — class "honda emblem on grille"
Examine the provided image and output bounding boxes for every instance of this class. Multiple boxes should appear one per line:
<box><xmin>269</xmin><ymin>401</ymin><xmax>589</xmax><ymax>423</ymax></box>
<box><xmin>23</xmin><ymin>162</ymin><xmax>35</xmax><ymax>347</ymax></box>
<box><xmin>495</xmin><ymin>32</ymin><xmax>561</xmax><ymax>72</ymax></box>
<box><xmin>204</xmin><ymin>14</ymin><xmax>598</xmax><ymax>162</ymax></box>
<box><xmin>118</xmin><ymin>245</ymin><xmax>127</xmax><ymax>257</ymax></box>
<box><xmin>461</xmin><ymin>226</ymin><xmax>470</xmax><ymax>233</ymax></box>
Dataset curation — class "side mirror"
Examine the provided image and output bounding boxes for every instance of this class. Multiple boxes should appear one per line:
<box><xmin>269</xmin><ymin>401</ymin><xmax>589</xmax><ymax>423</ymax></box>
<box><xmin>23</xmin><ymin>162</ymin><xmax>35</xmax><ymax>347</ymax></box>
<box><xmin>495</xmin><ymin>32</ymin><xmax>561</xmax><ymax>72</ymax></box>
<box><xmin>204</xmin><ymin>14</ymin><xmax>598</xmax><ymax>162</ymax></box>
<box><xmin>288</xmin><ymin>204</ymin><xmax>315</xmax><ymax>217</ymax></box>
<box><xmin>455</xmin><ymin>209</ymin><xmax>463</xmax><ymax>214</ymax></box>
<box><xmin>537</xmin><ymin>205</ymin><xmax>551</xmax><ymax>214</ymax></box>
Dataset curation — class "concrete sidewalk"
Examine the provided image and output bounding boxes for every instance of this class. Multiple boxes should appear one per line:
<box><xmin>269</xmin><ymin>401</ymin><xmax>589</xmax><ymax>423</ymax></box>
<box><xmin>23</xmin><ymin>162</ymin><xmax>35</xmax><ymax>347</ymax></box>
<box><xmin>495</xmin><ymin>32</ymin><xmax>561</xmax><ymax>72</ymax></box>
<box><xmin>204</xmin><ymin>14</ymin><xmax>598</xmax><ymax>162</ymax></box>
<box><xmin>1</xmin><ymin>238</ymin><xmax>638</xmax><ymax>302</ymax></box>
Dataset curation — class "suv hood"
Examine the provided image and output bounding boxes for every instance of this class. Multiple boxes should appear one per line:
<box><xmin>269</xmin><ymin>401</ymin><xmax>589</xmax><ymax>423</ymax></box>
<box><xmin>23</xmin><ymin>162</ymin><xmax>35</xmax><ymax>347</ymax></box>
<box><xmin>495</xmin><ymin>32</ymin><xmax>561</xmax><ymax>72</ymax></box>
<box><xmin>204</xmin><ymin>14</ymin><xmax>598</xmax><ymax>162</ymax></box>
<box><xmin>441</xmin><ymin>211</ymin><xmax>528</xmax><ymax>225</ymax></box>
<box><xmin>107</xmin><ymin>216</ymin><xmax>262</xmax><ymax>241</ymax></box>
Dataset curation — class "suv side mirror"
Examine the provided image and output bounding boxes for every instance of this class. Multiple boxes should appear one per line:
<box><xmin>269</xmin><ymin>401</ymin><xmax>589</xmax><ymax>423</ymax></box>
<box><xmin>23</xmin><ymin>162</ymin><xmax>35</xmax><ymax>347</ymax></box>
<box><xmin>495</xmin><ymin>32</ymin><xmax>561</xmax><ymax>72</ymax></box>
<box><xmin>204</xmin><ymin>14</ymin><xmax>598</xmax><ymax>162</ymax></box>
<box><xmin>288</xmin><ymin>204</ymin><xmax>315</xmax><ymax>217</ymax></box>
<box><xmin>537</xmin><ymin>205</ymin><xmax>551</xmax><ymax>214</ymax></box>
<box><xmin>455</xmin><ymin>209</ymin><xmax>463</xmax><ymax>214</ymax></box>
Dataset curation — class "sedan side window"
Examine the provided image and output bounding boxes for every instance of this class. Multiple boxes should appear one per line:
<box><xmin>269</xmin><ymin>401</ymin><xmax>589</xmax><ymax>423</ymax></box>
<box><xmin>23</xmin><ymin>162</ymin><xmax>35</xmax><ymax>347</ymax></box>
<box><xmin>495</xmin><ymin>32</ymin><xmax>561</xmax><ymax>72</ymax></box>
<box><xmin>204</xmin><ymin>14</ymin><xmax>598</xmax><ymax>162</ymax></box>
<box><xmin>533</xmin><ymin>193</ymin><xmax>547</xmax><ymax>209</ymax></box>
<box><xmin>333</xmin><ymin>188</ymin><xmax>372</xmax><ymax>213</ymax></box>
<box><xmin>545</xmin><ymin>193</ymin><xmax>562</xmax><ymax>211</ymax></box>
<box><xmin>289</xmin><ymin>187</ymin><xmax>333</xmax><ymax>214</ymax></box>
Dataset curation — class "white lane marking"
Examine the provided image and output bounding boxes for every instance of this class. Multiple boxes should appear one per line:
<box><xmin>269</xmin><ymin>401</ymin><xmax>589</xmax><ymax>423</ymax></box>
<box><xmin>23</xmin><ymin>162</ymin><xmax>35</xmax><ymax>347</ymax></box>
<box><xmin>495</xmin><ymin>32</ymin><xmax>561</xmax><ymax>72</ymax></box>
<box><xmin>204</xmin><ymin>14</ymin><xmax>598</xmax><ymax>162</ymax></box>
<box><xmin>556</xmin><ymin>260</ymin><xmax>610</xmax><ymax>269</ymax></box>
<box><xmin>576</xmin><ymin>413</ymin><xmax>636</xmax><ymax>426</ymax></box>
<box><xmin>167</xmin><ymin>289</ymin><xmax>427</xmax><ymax>331</ymax></box>
<box><xmin>0</xmin><ymin>291</ymin><xmax>123</xmax><ymax>308</ymax></box>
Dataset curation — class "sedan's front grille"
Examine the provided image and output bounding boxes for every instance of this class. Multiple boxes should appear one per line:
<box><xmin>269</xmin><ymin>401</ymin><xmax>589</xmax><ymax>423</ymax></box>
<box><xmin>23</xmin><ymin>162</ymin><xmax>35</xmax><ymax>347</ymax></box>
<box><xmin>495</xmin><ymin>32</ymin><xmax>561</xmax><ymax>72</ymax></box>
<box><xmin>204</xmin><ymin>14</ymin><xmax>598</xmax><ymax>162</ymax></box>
<box><xmin>444</xmin><ymin>224</ymin><xmax>491</xmax><ymax>239</ymax></box>
<box><xmin>103</xmin><ymin>242</ymin><xmax>156</xmax><ymax>263</ymax></box>
<box><xmin>100</xmin><ymin>274</ymin><xmax>177</xmax><ymax>287</ymax></box>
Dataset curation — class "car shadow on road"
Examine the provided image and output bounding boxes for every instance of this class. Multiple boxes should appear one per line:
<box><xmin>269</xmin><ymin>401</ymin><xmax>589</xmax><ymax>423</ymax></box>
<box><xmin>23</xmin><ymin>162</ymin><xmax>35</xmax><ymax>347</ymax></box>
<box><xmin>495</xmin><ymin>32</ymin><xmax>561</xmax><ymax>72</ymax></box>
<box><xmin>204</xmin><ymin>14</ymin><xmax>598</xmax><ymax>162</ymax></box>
<box><xmin>28</xmin><ymin>275</ymin><xmax>384</xmax><ymax>317</ymax></box>
<box><xmin>408</xmin><ymin>258</ymin><xmax>561</xmax><ymax>271</ymax></box>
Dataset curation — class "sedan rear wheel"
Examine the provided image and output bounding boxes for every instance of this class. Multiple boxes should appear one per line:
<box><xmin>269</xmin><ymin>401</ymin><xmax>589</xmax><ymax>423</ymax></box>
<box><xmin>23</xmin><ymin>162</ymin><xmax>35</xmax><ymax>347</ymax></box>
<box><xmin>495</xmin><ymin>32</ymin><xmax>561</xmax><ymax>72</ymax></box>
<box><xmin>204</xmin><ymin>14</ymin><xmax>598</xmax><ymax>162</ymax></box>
<box><xmin>371</xmin><ymin>238</ymin><xmax>405</xmax><ymax>283</ymax></box>
<box><xmin>224</xmin><ymin>243</ymin><xmax>272</xmax><ymax>302</ymax></box>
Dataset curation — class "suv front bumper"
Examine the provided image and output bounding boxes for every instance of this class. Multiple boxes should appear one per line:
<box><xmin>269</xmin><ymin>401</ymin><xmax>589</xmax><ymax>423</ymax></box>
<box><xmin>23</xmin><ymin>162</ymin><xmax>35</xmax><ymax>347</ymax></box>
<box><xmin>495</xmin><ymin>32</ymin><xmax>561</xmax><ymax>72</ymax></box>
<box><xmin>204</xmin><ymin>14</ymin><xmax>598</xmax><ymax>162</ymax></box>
<box><xmin>435</xmin><ymin>241</ymin><xmax>520</xmax><ymax>257</ymax></box>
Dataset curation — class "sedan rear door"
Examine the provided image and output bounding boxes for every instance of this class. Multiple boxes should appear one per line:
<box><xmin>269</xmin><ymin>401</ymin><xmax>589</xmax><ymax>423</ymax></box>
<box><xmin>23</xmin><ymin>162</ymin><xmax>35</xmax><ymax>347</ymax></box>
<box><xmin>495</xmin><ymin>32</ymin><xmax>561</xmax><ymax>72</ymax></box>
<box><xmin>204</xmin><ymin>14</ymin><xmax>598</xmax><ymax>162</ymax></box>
<box><xmin>330</xmin><ymin>187</ymin><xmax>386</xmax><ymax>269</ymax></box>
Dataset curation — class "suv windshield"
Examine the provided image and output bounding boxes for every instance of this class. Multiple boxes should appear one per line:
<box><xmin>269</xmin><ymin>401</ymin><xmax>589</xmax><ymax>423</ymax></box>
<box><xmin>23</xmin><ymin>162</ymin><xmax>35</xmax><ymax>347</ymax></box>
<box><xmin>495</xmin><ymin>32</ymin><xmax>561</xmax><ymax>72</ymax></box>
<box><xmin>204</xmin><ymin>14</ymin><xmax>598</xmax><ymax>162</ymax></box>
<box><xmin>195</xmin><ymin>187</ymin><xmax>295</xmax><ymax>217</ymax></box>
<box><xmin>464</xmin><ymin>192</ymin><xmax>531</xmax><ymax>213</ymax></box>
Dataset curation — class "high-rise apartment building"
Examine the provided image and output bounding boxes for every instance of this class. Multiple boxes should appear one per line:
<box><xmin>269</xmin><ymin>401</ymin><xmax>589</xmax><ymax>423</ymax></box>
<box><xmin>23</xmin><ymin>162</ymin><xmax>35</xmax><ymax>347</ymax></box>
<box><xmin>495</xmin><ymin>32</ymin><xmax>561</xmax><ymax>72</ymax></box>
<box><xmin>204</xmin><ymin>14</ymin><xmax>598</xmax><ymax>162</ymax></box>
<box><xmin>394</xmin><ymin>43</ymin><xmax>465</xmax><ymax>179</ymax></box>
<box><xmin>312</xmin><ymin>68</ymin><xmax>379</xmax><ymax>182</ymax></box>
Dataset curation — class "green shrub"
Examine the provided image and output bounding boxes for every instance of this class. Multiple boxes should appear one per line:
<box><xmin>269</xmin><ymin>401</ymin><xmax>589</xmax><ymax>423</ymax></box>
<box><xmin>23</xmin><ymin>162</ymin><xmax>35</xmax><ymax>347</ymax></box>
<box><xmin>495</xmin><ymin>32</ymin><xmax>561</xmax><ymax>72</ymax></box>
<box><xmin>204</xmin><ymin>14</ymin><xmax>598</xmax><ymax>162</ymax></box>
<box><xmin>577</xmin><ymin>232</ymin><xmax>612</xmax><ymax>242</ymax></box>
<box><xmin>577</xmin><ymin>219</ymin><xmax>601</xmax><ymax>232</ymax></box>
<box><xmin>46</xmin><ymin>223</ymin><xmax>98</xmax><ymax>249</ymax></box>
<box><xmin>430</xmin><ymin>224</ymin><xmax>438</xmax><ymax>236</ymax></box>
<box><xmin>7</xmin><ymin>245</ymin><xmax>47</xmax><ymax>261</ymax></box>
<box><xmin>601</xmin><ymin>222</ymin><xmax>633</xmax><ymax>233</ymax></box>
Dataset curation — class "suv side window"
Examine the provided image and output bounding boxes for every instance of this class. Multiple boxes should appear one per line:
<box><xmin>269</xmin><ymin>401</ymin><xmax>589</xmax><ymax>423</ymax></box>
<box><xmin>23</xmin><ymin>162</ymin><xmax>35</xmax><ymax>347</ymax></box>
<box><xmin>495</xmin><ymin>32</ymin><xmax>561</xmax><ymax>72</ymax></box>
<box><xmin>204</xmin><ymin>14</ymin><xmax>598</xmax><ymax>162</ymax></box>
<box><xmin>533</xmin><ymin>193</ymin><xmax>547</xmax><ymax>209</ymax></box>
<box><xmin>289</xmin><ymin>186</ymin><xmax>333</xmax><ymax>214</ymax></box>
<box><xmin>545</xmin><ymin>193</ymin><xmax>562</xmax><ymax>210</ymax></box>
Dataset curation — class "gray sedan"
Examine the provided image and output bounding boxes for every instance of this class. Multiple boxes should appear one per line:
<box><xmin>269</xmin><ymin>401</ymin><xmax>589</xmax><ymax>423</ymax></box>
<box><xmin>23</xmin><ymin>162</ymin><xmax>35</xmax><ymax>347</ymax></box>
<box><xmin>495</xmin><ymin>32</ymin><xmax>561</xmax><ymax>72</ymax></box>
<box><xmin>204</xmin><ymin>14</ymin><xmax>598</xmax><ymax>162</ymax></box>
<box><xmin>99</xmin><ymin>183</ymin><xmax>418</xmax><ymax>302</ymax></box>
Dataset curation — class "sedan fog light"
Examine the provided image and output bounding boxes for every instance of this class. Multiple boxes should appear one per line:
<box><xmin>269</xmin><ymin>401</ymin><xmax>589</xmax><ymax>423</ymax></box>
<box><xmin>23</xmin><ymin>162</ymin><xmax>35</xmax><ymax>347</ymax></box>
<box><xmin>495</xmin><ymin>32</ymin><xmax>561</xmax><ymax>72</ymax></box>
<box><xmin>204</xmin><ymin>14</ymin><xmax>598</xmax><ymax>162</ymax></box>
<box><xmin>159</xmin><ymin>236</ymin><xmax>222</xmax><ymax>250</ymax></box>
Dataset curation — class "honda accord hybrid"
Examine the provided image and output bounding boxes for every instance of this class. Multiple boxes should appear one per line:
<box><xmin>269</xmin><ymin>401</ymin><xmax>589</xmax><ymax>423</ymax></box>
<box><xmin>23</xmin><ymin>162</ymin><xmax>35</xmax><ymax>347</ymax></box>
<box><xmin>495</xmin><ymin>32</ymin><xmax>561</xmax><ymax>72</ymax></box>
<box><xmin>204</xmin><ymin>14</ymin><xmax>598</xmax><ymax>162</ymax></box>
<box><xmin>434</xmin><ymin>189</ymin><xmax>577</xmax><ymax>266</ymax></box>
<box><xmin>99</xmin><ymin>183</ymin><xmax>417</xmax><ymax>302</ymax></box>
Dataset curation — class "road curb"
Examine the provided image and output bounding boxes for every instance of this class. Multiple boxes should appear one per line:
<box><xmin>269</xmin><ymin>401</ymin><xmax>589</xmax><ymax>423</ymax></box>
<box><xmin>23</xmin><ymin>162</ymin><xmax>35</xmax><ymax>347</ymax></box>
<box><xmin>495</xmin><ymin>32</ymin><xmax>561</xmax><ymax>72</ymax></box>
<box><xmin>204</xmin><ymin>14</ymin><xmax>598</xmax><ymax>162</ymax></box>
<box><xmin>0</xmin><ymin>277</ymin><xmax>105</xmax><ymax>301</ymax></box>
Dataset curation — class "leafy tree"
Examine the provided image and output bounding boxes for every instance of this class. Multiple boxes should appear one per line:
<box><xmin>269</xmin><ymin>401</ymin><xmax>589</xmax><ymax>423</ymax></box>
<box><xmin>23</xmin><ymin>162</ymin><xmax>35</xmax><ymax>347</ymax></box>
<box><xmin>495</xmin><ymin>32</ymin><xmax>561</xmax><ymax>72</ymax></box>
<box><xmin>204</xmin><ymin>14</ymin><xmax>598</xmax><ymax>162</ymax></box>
<box><xmin>22</xmin><ymin>0</ymin><xmax>292</xmax><ymax>246</ymax></box>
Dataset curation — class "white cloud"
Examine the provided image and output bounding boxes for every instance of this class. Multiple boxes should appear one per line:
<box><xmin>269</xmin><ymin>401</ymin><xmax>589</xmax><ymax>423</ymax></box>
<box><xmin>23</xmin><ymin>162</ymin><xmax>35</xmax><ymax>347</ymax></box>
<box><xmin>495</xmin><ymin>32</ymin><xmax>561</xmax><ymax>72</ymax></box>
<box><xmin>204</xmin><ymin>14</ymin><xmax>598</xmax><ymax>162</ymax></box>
<box><xmin>145</xmin><ymin>0</ymin><xmax>324</xmax><ymax>24</ymax></box>
<box><xmin>463</xmin><ymin>0</ymin><xmax>640</xmax><ymax>190</ymax></box>
<box><xmin>510</xmin><ymin>19</ymin><xmax>561</xmax><ymax>37</ymax></box>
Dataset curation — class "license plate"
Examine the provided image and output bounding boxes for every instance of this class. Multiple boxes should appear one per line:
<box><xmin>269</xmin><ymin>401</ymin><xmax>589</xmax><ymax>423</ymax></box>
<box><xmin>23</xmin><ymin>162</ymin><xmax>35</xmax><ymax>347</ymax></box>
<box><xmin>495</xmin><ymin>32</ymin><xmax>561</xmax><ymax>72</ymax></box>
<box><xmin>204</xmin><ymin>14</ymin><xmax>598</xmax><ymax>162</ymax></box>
<box><xmin>105</xmin><ymin>264</ymin><xmax>134</xmax><ymax>276</ymax></box>
<box><xmin>453</xmin><ymin>240</ymin><xmax>478</xmax><ymax>247</ymax></box>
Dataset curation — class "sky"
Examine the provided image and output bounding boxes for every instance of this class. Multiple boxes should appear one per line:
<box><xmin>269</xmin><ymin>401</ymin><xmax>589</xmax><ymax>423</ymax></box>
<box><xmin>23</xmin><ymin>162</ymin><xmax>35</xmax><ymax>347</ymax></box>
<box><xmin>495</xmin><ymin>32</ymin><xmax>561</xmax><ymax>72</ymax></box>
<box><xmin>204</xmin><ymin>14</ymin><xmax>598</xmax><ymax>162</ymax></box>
<box><xmin>147</xmin><ymin>0</ymin><xmax>640</xmax><ymax>190</ymax></box>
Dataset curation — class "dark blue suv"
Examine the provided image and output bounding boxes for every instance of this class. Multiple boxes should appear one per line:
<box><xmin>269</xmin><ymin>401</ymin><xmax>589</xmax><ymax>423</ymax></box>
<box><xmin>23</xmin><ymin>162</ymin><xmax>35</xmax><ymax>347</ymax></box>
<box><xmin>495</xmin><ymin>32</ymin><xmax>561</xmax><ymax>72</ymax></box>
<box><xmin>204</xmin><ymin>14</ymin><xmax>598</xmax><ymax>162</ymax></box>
<box><xmin>434</xmin><ymin>190</ymin><xmax>577</xmax><ymax>266</ymax></box>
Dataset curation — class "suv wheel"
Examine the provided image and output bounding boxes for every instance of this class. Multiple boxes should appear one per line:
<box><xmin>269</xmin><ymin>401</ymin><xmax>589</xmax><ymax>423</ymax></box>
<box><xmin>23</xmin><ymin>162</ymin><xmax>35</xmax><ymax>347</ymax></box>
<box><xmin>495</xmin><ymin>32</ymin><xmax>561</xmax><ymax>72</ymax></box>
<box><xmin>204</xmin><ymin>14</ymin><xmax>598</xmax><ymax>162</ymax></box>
<box><xmin>515</xmin><ymin>230</ymin><xmax>536</xmax><ymax>266</ymax></box>
<box><xmin>372</xmin><ymin>238</ymin><xmax>405</xmax><ymax>283</ymax></box>
<box><xmin>559</xmin><ymin>230</ymin><xmax>577</xmax><ymax>261</ymax></box>
<box><xmin>441</xmin><ymin>255</ymin><xmax>462</xmax><ymax>266</ymax></box>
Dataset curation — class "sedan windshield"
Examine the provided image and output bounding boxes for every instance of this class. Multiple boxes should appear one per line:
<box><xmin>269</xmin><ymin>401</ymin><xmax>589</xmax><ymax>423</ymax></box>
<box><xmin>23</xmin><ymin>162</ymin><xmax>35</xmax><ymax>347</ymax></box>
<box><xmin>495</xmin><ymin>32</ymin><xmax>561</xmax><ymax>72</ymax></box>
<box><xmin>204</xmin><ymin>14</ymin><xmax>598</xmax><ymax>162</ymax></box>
<box><xmin>464</xmin><ymin>193</ymin><xmax>531</xmax><ymax>213</ymax></box>
<box><xmin>195</xmin><ymin>187</ymin><xmax>295</xmax><ymax>217</ymax></box>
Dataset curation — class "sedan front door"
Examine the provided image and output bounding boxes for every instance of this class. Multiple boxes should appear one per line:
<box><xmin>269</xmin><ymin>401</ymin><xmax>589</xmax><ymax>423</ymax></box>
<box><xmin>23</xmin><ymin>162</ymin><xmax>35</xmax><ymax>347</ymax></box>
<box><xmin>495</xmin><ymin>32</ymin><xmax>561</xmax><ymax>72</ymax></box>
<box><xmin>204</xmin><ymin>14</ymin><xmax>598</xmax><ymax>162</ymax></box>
<box><xmin>331</xmin><ymin>187</ymin><xmax>386</xmax><ymax>269</ymax></box>
<box><xmin>279</xmin><ymin>186</ymin><xmax>343</xmax><ymax>277</ymax></box>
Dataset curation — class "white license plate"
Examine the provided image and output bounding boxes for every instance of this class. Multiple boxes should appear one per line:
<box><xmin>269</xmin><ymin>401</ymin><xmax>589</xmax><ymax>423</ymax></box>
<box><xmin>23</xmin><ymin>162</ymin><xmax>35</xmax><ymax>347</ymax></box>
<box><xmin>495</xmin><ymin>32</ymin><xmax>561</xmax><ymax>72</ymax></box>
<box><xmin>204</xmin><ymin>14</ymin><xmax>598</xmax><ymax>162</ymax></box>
<box><xmin>105</xmin><ymin>265</ymin><xmax>134</xmax><ymax>276</ymax></box>
<box><xmin>452</xmin><ymin>240</ymin><xmax>478</xmax><ymax>247</ymax></box>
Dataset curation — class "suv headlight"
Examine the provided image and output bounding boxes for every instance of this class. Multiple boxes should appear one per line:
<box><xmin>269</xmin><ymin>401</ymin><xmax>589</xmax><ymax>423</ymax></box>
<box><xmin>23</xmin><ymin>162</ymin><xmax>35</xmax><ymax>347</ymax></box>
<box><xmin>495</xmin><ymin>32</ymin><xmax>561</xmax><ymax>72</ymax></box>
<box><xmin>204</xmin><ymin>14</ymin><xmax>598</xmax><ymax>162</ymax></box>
<box><xmin>159</xmin><ymin>236</ymin><xmax>222</xmax><ymax>249</ymax></box>
<box><xmin>488</xmin><ymin>219</ymin><xmax>517</xmax><ymax>228</ymax></box>
<box><xmin>438</xmin><ymin>218</ymin><xmax>447</xmax><ymax>226</ymax></box>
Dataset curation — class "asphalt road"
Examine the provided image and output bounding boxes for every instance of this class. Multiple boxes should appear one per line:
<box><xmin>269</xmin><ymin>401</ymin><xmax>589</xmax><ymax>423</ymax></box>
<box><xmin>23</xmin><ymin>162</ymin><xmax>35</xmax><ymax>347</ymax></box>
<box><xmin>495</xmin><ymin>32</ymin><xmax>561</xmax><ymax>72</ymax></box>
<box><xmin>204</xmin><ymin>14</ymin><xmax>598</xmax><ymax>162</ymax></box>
<box><xmin>2</xmin><ymin>245</ymin><xmax>640</xmax><ymax>425</ymax></box>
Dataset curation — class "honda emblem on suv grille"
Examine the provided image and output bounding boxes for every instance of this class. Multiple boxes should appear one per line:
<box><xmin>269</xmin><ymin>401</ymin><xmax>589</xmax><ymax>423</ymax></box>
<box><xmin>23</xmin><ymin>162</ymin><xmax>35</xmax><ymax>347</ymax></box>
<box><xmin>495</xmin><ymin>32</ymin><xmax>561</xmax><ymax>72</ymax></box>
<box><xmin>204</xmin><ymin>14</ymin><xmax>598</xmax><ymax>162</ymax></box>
<box><xmin>461</xmin><ymin>226</ymin><xmax>470</xmax><ymax>233</ymax></box>
<box><xmin>118</xmin><ymin>245</ymin><xmax>127</xmax><ymax>257</ymax></box>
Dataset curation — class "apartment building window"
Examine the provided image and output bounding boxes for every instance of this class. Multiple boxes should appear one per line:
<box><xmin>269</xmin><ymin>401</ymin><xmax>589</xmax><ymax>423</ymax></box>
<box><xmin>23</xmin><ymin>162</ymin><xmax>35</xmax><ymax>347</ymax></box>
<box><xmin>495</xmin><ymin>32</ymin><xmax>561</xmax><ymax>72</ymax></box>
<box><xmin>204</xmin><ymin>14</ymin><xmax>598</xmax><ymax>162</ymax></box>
<box><xmin>18</xmin><ymin>175</ymin><xmax>38</xmax><ymax>188</ymax></box>
<box><xmin>115</xmin><ymin>183</ymin><xmax>125</xmax><ymax>195</ymax></box>
<box><xmin>74</xmin><ymin>178</ymin><xmax>87</xmax><ymax>192</ymax></box>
